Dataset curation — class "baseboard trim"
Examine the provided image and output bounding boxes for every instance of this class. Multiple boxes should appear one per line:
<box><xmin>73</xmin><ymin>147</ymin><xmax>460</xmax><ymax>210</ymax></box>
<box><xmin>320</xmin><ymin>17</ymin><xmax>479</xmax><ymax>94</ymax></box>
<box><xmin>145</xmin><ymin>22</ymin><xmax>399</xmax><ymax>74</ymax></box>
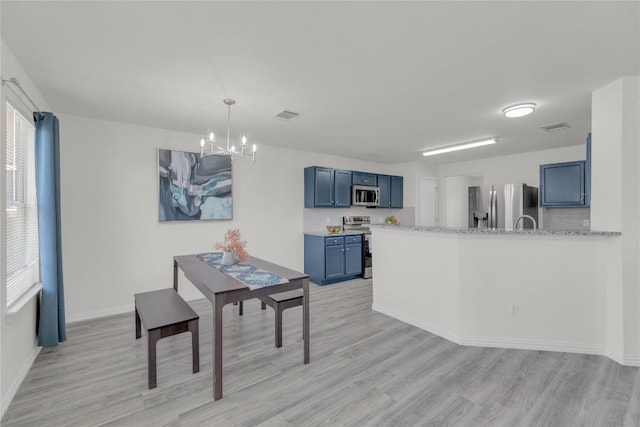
<box><xmin>371</xmin><ymin>302</ymin><xmax>639</xmax><ymax>366</ymax></box>
<box><xmin>623</xmin><ymin>355</ymin><xmax>640</xmax><ymax>367</ymax></box>
<box><xmin>66</xmin><ymin>304</ymin><xmax>133</xmax><ymax>323</ymax></box>
<box><xmin>371</xmin><ymin>302</ymin><xmax>461</xmax><ymax>344</ymax></box>
<box><xmin>65</xmin><ymin>295</ymin><xmax>207</xmax><ymax>324</ymax></box>
<box><xmin>1</xmin><ymin>345</ymin><xmax>41</xmax><ymax>420</ymax></box>
<box><xmin>460</xmin><ymin>335</ymin><xmax>605</xmax><ymax>357</ymax></box>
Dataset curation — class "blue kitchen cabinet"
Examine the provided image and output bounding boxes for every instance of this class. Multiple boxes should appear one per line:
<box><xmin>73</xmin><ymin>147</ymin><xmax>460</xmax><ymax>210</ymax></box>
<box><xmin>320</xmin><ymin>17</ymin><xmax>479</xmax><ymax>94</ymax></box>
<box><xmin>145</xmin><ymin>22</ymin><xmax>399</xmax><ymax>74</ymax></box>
<box><xmin>324</xmin><ymin>243</ymin><xmax>346</xmax><ymax>281</ymax></box>
<box><xmin>539</xmin><ymin>161</ymin><xmax>586</xmax><ymax>207</ymax></box>
<box><xmin>377</xmin><ymin>174</ymin><xmax>404</xmax><ymax>208</ymax></box>
<box><xmin>304</xmin><ymin>166</ymin><xmax>351</xmax><ymax>208</ymax></box>
<box><xmin>352</xmin><ymin>172</ymin><xmax>377</xmax><ymax>186</ymax></box>
<box><xmin>378</xmin><ymin>175</ymin><xmax>390</xmax><ymax>207</ymax></box>
<box><xmin>345</xmin><ymin>241</ymin><xmax>363</xmax><ymax>276</ymax></box>
<box><xmin>391</xmin><ymin>175</ymin><xmax>404</xmax><ymax>208</ymax></box>
<box><xmin>304</xmin><ymin>234</ymin><xmax>362</xmax><ymax>284</ymax></box>
<box><xmin>334</xmin><ymin>170</ymin><xmax>351</xmax><ymax>207</ymax></box>
<box><xmin>539</xmin><ymin>133</ymin><xmax>591</xmax><ymax>208</ymax></box>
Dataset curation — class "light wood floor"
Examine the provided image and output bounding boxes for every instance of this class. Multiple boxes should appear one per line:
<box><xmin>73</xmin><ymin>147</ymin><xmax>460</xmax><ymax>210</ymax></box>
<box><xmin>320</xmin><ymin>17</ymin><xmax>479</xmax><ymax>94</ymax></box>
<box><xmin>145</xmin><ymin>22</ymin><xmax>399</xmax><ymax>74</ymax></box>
<box><xmin>3</xmin><ymin>278</ymin><xmax>639</xmax><ymax>426</ymax></box>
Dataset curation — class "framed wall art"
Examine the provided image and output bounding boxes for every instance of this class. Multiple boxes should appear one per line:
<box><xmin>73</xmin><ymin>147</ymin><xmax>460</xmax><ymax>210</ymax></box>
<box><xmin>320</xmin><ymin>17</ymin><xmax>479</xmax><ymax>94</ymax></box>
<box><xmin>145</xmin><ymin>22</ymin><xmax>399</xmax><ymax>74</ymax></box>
<box><xmin>158</xmin><ymin>149</ymin><xmax>232</xmax><ymax>221</ymax></box>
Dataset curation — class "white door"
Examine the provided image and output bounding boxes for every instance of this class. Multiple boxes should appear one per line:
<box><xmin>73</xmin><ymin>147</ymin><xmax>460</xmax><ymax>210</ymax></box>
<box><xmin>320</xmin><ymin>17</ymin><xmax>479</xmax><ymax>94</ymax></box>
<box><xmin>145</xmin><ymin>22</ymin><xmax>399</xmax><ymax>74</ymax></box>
<box><xmin>419</xmin><ymin>177</ymin><xmax>438</xmax><ymax>226</ymax></box>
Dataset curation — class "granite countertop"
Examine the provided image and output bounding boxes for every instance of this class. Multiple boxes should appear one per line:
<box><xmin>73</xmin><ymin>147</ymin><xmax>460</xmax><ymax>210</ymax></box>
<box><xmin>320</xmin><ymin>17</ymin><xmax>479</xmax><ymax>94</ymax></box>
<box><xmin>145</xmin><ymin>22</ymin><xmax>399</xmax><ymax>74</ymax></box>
<box><xmin>370</xmin><ymin>224</ymin><xmax>621</xmax><ymax>237</ymax></box>
<box><xmin>304</xmin><ymin>229</ymin><xmax>369</xmax><ymax>237</ymax></box>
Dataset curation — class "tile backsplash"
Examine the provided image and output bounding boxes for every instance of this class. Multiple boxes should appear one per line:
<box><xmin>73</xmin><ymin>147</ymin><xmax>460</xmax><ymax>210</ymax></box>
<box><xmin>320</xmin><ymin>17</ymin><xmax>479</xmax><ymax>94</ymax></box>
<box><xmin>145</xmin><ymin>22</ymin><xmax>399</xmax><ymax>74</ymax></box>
<box><xmin>304</xmin><ymin>207</ymin><xmax>415</xmax><ymax>232</ymax></box>
<box><xmin>542</xmin><ymin>207</ymin><xmax>590</xmax><ymax>231</ymax></box>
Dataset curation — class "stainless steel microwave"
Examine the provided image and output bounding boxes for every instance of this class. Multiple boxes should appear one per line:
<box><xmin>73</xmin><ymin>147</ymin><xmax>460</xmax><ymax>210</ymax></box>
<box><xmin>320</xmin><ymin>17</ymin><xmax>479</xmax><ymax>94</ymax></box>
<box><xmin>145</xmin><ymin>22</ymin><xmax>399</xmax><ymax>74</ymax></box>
<box><xmin>352</xmin><ymin>185</ymin><xmax>380</xmax><ymax>207</ymax></box>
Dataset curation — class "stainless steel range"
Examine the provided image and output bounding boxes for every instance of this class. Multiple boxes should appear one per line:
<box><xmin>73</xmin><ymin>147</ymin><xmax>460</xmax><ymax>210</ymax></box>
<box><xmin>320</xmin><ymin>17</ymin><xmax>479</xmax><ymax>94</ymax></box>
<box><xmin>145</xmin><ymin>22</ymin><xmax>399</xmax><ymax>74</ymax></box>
<box><xmin>343</xmin><ymin>216</ymin><xmax>372</xmax><ymax>279</ymax></box>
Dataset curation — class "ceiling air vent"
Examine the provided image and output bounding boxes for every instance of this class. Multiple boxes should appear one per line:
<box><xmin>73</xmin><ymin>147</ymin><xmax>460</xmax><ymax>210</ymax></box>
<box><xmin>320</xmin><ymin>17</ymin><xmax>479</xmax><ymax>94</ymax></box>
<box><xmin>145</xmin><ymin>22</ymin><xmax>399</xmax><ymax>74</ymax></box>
<box><xmin>540</xmin><ymin>122</ymin><xmax>570</xmax><ymax>132</ymax></box>
<box><xmin>273</xmin><ymin>110</ymin><xmax>301</xmax><ymax>121</ymax></box>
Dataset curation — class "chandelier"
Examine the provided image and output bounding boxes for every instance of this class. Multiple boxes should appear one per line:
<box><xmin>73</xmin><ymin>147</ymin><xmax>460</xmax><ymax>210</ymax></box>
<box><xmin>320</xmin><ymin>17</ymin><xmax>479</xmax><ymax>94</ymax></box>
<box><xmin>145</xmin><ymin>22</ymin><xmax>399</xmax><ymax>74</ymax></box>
<box><xmin>199</xmin><ymin>98</ymin><xmax>257</xmax><ymax>162</ymax></box>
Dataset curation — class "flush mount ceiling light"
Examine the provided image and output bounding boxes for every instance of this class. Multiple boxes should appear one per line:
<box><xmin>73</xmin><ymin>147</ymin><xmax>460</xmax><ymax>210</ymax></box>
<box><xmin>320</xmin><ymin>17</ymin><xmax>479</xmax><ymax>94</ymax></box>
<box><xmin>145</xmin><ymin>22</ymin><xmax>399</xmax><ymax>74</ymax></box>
<box><xmin>199</xmin><ymin>98</ymin><xmax>257</xmax><ymax>162</ymax></box>
<box><xmin>502</xmin><ymin>103</ymin><xmax>536</xmax><ymax>118</ymax></box>
<box><xmin>422</xmin><ymin>138</ymin><xmax>496</xmax><ymax>157</ymax></box>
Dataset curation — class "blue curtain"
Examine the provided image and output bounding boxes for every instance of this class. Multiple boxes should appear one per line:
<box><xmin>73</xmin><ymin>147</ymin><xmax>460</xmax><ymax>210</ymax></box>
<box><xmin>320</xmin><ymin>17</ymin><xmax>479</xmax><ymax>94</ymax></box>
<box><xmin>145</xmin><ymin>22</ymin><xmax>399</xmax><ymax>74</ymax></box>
<box><xmin>34</xmin><ymin>112</ymin><xmax>66</xmax><ymax>347</ymax></box>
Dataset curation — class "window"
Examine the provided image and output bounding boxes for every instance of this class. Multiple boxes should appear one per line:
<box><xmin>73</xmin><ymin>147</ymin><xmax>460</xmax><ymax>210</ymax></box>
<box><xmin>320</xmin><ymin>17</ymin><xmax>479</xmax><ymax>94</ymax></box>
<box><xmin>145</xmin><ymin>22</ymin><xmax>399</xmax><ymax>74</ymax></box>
<box><xmin>5</xmin><ymin>101</ymin><xmax>39</xmax><ymax>308</ymax></box>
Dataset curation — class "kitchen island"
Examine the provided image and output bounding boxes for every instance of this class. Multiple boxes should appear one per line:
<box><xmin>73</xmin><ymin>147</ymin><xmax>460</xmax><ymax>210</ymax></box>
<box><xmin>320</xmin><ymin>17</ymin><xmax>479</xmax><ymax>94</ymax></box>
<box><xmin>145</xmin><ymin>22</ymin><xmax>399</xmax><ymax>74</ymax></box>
<box><xmin>370</xmin><ymin>224</ymin><xmax>634</xmax><ymax>364</ymax></box>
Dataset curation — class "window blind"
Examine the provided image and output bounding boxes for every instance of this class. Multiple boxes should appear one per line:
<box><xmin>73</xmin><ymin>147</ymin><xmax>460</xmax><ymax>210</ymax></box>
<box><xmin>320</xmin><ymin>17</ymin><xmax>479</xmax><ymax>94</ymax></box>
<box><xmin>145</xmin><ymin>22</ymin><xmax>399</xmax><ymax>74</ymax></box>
<box><xmin>5</xmin><ymin>101</ymin><xmax>39</xmax><ymax>308</ymax></box>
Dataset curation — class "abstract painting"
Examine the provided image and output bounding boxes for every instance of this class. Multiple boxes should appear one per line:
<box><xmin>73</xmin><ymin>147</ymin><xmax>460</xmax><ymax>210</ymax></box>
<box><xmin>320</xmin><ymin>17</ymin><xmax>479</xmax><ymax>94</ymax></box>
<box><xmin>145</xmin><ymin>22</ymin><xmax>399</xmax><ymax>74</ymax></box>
<box><xmin>158</xmin><ymin>149</ymin><xmax>232</xmax><ymax>221</ymax></box>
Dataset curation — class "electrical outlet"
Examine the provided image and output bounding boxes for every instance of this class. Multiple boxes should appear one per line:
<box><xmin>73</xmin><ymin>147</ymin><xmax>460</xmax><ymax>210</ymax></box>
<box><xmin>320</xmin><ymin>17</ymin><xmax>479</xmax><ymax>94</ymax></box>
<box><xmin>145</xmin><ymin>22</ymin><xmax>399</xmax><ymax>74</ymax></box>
<box><xmin>508</xmin><ymin>304</ymin><xmax>520</xmax><ymax>317</ymax></box>
<box><xmin>583</xmin><ymin>219</ymin><xmax>590</xmax><ymax>228</ymax></box>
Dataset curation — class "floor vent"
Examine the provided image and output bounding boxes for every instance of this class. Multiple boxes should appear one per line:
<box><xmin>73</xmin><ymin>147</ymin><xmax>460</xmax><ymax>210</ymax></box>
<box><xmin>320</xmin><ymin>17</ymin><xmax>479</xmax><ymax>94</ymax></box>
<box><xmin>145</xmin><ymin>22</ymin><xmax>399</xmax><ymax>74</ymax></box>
<box><xmin>273</xmin><ymin>110</ymin><xmax>301</xmax><ymax>120</ymax></box>
<box><xmin>540</xmin><ymin>122</ymin><xmax>570</xmax><ymax>132</ymax></box>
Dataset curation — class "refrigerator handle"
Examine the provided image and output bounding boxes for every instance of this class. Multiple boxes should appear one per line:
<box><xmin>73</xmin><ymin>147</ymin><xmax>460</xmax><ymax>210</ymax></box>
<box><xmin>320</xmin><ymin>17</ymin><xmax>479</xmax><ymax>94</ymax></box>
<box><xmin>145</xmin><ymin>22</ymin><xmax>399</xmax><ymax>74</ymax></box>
<box><xmin>489</xmin><ymin>186</ymin><xmax>497</xmax><ymax>229</ymax></box>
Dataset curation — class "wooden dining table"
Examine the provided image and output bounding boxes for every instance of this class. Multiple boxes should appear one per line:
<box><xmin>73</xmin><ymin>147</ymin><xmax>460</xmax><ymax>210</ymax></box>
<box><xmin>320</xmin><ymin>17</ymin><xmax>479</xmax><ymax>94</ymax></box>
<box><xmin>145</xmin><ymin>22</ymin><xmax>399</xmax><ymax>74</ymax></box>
<box><xmin>173</xmin><ymin>254</ymin><xmax>310</xmax><ymax>400</ymax></box>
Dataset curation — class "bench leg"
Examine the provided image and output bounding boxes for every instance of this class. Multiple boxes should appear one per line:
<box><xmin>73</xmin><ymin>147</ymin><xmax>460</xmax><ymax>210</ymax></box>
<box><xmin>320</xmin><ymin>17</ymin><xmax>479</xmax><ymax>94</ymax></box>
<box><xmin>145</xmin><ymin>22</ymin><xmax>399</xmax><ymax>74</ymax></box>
<box><xmin>135</xmin><ymin>309</ymin><xmax>141</xmax><ymax>339</ymax></box>
<box><xmin>188</xmin><ymin>319</ymin><xmax>200</xmax><ymax>373</ymax></box>
<box><xmin>275</xmin><ymin>303</ymin><xmax>283</xmax><ymax>348</ymax></box>
<box><xmin>239</xmin><ymin>300</ymin><xmax>243</xmax><ymax>316</ymax></box>
<box><xmin>147</xmin><ymin>329</ymin><xmax>161</xmax><ymax>389</ymax></box>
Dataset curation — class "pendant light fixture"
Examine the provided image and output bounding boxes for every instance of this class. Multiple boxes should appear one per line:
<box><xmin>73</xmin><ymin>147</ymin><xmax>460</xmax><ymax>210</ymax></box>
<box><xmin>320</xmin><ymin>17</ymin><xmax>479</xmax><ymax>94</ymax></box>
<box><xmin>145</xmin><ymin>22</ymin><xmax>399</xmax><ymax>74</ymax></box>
<box><xmin>199</xmin><ymin>98</ymin><xmax>257</xmax><ymax>162</ymax></box>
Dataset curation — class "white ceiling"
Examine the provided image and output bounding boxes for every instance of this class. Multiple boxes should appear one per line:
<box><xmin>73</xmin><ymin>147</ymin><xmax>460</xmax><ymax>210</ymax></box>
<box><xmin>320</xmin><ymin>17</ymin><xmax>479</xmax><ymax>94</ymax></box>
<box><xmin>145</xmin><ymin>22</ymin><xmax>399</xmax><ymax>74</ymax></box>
<box><xmin>2</xmin><ymin>1</ymin><xmax>638</xmax><ymax>164</ymax></box>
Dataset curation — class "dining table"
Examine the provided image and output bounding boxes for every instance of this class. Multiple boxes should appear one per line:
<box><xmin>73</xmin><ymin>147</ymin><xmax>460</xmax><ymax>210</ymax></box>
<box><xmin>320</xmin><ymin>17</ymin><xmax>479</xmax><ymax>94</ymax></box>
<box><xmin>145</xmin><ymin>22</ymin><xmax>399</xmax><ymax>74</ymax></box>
<box><xmin>173</xmin><ymin>254</ymin><xmax>310</xmax><ymax>400</ymax></box>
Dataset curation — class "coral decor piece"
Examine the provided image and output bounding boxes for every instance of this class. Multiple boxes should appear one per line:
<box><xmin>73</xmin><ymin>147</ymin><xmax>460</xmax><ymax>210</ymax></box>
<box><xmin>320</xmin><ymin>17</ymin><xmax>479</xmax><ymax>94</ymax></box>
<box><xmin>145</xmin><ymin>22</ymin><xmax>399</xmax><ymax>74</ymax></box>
<box><xmin>214</xmin><ymin>228</ymin><xmax>248</xmax><ymax>262</ymax></box>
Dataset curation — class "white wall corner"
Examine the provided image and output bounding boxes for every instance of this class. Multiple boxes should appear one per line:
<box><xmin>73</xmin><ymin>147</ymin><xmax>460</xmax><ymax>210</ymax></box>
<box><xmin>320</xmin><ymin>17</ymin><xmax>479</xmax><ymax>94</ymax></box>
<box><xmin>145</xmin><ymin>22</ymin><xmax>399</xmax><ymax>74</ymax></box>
<box><xmin>371</xmin><ymin>302</ymin><xmax>462</xmax><ymax>345</ymax></box>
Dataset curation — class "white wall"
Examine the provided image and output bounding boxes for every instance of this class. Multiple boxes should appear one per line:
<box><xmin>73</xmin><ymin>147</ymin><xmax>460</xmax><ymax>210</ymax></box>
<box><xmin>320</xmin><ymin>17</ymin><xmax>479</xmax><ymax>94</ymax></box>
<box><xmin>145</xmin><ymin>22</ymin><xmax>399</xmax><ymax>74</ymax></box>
<box><xmin>390</xmin><ymin>161</ymin><xmax>438</xmax><ymax>226</ymax></box>
<box><xmin>58</xmin><ymin>113</ymin><xmax>414</xmax><ymax>321</ymax></box>
<box><xmin>373</xmin><ymin>227</ymin><xmax>613</xmax><ymax>358</ymax></box>
<box><xmin>445</xmin><ymin>174</ymin><xmax>482</xmax><ymax>227</ymax></box>
<box><xmin>437</xmin><ymin>145</ymin><xmax>586</xmax><ymax>227</ymax></box>
<box><xmin>0</xmin><ymin>41</ymin><xmax>52</xmax><ymax>417</ymax></box>
<box><xmin>591</xmin><ymin>76</ymin><xmax>640</xmax><ymax>363</ymax></box>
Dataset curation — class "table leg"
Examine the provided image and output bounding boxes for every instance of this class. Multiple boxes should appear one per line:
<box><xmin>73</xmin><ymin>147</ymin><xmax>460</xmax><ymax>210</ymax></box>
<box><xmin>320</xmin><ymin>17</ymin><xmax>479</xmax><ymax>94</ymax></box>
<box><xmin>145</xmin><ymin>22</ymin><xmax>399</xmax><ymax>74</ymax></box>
<box><xmin>213</xmin><ymin>295</ymin><xmax>225</xmax><ymax>400</ymax></box>
<box><xmin>148</xmin><ymin>329</ymin><xmax>160</xmax><ymax>389</ymax></box>
<box><xmin>173</xmin><ymin>260</ymin><xmax>178</xmax><ymax>291</ymax></box>
<box><xmin>302</xmin><ymin>277</ymin><xmax>310</xmax><ymax>364</ymax></box>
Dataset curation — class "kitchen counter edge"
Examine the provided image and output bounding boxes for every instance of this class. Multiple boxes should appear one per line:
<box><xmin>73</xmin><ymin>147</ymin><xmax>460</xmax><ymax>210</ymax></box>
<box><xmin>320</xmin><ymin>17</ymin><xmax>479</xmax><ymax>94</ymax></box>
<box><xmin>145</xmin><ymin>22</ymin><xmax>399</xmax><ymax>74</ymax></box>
<box><xmin>370</xmin><ymin>224</ymin><xmax>621</xmax><ymax>237</ymax></box>
<box><xmin>304</xmin><ymin>230</ymin><xmax>369</xmax><ymax>237</ymax></box>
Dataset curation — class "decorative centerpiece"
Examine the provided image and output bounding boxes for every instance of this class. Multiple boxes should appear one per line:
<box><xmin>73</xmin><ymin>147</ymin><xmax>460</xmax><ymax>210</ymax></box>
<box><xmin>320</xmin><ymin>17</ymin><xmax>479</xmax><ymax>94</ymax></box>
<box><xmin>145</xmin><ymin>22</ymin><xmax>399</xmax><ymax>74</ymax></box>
<box><xmin>326</xmin><ymin>225</ymin><xmax>342</xmax><ymax>233</ymax></box>
<box><xmin>385</xmin><ymin>215</ymin><xmax>398</xmax><ymax>225</ymax></box>
<box><xmin>214</xmin><ymin>228</ymin><xmax>248</xmax><ymax>265</ymax></box>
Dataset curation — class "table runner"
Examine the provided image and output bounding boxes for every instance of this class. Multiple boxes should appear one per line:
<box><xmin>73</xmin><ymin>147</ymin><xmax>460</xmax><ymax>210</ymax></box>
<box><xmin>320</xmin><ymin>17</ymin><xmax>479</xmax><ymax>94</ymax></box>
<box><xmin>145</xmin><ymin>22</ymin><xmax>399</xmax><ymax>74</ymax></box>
<box><xmin>197</xmin><ymin>252</ymin><xmax>289</xmax><ymax>290</ymax></box>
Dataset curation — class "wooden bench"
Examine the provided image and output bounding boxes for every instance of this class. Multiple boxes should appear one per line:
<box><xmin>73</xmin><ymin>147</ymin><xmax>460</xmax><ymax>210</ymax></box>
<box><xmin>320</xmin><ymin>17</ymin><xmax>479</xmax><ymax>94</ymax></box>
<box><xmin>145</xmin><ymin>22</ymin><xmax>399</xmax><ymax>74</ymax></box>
<box><xmin>135</xmin><ymin>288</ymin><xmax>199</xmax><ymax>389</ymax></box>
<box><xmin>238</xmin><ymin>290</ymin><xmax>304</xmax><ymax>348</ymax></box>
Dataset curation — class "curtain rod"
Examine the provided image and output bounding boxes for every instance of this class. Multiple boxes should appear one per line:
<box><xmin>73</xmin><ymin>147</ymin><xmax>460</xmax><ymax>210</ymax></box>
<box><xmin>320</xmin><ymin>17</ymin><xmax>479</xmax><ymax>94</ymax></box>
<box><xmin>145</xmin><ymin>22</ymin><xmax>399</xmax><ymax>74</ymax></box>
<box><xmin>1</xmin><ymin>77</ymin><xmax>41</xmax><ymax>112</ymax></box>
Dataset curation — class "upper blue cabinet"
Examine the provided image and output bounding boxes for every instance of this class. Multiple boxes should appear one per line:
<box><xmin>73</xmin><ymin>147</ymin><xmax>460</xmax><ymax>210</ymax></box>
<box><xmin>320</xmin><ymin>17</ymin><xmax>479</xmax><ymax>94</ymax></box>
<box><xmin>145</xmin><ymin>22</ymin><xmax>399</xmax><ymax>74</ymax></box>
<box><xmin>539</xmin><ymin>134</ymin><xmax>591</xmax><ymax>208</ymax></box>
<box><xmin>377</xmin><ymin>174</ymin><xmax>403</xmax><ymax>208</ymax></box>
<box><xmin>304</xmin><ymin>166</ymin><xmax>404</xmax><ymax>209</ymax></box>
<box><xmin>352</xmin><ymin>172</ymin><xmax>377</xmax><ymax>186</ymax></box>
<box><xmin>304</xmin><ymin>167</ymin><xmax>351</xmax><ymax>208</ymax></box>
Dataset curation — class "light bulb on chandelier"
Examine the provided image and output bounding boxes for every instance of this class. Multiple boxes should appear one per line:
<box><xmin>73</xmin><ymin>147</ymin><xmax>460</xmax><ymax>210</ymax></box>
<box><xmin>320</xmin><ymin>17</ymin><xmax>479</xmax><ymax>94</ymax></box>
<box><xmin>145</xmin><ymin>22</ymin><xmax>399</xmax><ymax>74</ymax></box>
<box><xmin>199</xmin><ymin>98</ymin><xmax>257</xmax><ymax>162</ymax></box>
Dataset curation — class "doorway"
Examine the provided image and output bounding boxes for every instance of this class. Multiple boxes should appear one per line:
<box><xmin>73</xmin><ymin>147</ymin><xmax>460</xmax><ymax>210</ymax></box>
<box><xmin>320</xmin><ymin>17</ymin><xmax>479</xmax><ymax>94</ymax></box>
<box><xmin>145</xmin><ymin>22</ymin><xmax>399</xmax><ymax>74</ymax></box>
<box><xmin>419</xmin><ymin>177</ymin><xmax>438</xmax><ymax>226</ymax></box>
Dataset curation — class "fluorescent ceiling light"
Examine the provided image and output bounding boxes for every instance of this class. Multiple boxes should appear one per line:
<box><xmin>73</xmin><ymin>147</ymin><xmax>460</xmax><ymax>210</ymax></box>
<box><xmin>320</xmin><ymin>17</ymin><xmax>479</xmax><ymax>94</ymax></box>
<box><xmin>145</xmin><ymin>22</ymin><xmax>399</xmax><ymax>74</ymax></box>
<box><xmin>503</xmin><ymin>103</ymin><xmax>536</xmax><ymax>118</ymax></box>
<box><xmin>422</xmin><ymin>138</ymin><xmax>496</xmax><ymax>157</ymax></box>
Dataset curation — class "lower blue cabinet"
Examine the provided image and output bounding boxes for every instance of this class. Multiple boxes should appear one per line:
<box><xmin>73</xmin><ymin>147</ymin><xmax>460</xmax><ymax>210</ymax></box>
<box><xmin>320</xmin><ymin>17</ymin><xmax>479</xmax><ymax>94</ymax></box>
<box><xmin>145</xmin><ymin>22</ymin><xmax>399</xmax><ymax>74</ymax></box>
<box><xmin>304</xmin><ymin>234</ymin><xmax>362</xmax><ymax>284</ymax></box>
<box><xmin>325</xmin><ymin>243</ymin><xmax>346</xmax><ymax>281</ymax></box>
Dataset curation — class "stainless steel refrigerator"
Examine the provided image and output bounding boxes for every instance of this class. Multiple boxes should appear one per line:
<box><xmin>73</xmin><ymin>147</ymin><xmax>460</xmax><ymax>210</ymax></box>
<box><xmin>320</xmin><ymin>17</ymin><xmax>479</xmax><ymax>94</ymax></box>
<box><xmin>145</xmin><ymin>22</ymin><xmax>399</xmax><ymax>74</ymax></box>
<box><xmin>468</xmin><ymin>184</ymin><xmax>538</xmax><ymax>229</ymax></box>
